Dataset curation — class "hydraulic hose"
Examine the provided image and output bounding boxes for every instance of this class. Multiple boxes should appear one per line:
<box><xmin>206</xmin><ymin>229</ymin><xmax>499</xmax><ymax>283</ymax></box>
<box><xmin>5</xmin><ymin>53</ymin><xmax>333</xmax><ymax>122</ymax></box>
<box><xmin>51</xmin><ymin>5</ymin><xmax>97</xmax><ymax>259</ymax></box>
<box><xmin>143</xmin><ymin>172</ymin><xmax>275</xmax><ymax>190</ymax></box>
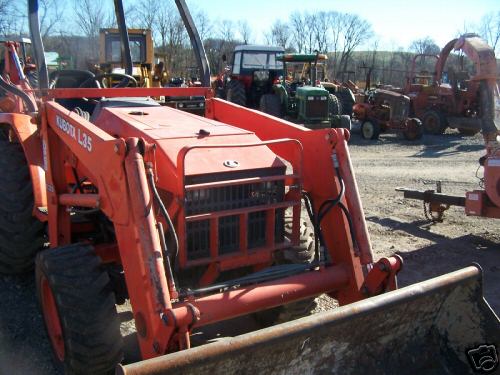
<box><xmin>0</xmin><ymin>75</ymin><xmax>37</xmax><ymax>113</ymax></box>
<box><xmin>146</xmin><ymin>168</ymin><xmax>179</xmax><ymax>268</ymax></box>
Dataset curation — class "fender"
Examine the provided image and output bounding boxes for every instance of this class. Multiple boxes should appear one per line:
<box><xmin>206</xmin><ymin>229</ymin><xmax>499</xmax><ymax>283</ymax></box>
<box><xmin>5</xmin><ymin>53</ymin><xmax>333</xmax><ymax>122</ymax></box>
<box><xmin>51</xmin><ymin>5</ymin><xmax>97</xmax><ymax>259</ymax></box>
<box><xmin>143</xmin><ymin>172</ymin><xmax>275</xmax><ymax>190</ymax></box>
<box><xmin>0</xmin><ymin>112</ymin><xmax>47</xmax><ymax>221</ymax></box>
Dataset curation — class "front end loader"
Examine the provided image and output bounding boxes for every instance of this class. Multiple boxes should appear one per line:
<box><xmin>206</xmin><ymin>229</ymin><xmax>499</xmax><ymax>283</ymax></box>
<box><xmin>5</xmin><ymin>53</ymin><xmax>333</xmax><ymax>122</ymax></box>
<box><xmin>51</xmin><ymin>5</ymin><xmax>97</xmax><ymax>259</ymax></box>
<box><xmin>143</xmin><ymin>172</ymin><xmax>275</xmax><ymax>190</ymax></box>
<box><xmin>0</xmin><ymin>1</ymin><xmax>497</xmax><ymax>375</ymax></box>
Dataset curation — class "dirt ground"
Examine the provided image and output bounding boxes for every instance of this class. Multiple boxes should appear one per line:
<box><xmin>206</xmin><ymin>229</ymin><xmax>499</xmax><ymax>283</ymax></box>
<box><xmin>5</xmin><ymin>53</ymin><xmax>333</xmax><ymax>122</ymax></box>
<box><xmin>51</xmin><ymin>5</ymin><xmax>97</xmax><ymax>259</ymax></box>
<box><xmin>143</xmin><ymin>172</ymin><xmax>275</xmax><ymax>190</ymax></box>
<box><xmin>0</xmin><ymin>126</ymin><xmax>498</xmax><ymax>375</ymax></box>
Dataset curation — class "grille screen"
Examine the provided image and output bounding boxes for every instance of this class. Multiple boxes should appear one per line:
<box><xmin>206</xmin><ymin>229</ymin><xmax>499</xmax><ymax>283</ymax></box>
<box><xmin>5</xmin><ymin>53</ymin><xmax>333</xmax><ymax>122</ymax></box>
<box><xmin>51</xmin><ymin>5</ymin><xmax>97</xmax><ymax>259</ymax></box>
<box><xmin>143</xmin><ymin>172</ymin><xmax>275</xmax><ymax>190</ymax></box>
<box><xmin>305</xmin><ymin>97</ymin><xmax>329</xmax><ymax>118</ymax></box>
<box><xmin>185</xmin><ymin>170</ymin><xmax>286</xmax><ymax>260</ymax></box>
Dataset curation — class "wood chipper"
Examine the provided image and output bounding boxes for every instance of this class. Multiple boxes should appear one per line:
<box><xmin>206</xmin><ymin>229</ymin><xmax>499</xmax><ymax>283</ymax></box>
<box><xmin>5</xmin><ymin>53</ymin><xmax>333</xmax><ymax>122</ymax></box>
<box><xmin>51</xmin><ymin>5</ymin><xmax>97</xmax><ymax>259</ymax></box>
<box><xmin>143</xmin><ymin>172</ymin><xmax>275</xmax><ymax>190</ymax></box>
<box><xmin>403</xmin><ymin>34</ymin><xmax>498</xmax><ymax>136</ymax></box>
<box><xmin>397</xmin><ymin>41</ymin><xmax>500</xmax><ymax>221</ymax></box>
<box><xmin>0</xmin><ymin>1</ymin><xmax>497</xmax><ymax>374</ymax></box>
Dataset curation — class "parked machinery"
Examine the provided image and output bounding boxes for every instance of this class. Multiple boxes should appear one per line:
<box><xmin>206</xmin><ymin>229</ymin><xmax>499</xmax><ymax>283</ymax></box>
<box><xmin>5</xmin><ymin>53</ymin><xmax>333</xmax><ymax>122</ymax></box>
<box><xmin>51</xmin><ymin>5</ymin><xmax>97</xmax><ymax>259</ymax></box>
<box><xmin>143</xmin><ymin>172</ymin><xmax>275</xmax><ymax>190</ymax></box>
<box><xmin>404</xmin><ymin>34</ymin><xmax>497</xmax><ymax>136</ymax></box>
<box><xmin>218</xmin><ymin>44</ymin><xmax>285</xmax><ymax>108</ymax></box>
<box><xmin>352</xmin><ymin>89</ymin><xmax>423</xmax><ymax>140</ymax></box>
<box><xmin>398</xmin><ymin>42</ymin><xmax>500</xmax><ymax>220</ymax></box>
<box><xmin>259</xmin><ymin>53</ymin><xmax>350</xmax><ymax>129</ymax></box>
<box><xmin>99</xmin><ymin>28</ymin><xmax>155</xmax><ymax>87</ymax></box>
<box><xmin>0</xmin><ymin>1</ymin><xmax>497</xmax><ymax>375</ymax></box>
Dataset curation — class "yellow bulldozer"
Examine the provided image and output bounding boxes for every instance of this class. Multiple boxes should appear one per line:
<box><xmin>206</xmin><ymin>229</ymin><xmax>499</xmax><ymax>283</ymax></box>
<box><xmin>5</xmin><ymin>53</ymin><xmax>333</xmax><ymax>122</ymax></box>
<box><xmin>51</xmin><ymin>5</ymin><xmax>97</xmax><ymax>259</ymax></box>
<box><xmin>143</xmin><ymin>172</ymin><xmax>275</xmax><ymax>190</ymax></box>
<box><xmin>99</xmin><ymin>28</ymin><xmax>167</xmax><ymax>87</ymax></box>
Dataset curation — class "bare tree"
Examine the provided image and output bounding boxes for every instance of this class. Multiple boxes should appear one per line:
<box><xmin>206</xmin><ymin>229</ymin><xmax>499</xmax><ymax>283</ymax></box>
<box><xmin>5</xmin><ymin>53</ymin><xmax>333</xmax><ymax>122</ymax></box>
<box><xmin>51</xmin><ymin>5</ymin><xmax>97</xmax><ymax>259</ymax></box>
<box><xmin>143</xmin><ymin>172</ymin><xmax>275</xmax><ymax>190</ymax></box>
<box><xmin>73</xmin><ymin>0</ymin><xmax>108</xmax><ymax>42</ymax></box>
<box><xmin>267</xmin><ymin>20</ymin><xmax>290</xmax><ymax>49</ymax></box>
<box><xmin>133</xmin><ymin>0</ymin><xmax>157</xmax><ymax>37</ymax></box>
<box><xmin>0</xmin><ymin>0</ymin><xmax>23</xmax><ymax>36</ymax></box>
<box><xmin>338</xmin><ymin>14</ymin><xmax>373</xmax><ymax>75</ymax></box>
<box><xmin>219</xmin><ymin>20</ymin><xmax>234</xmax><ymax>42</ymax></box>
<box><xmin>194</xmin><ymin>10</ymin><xmax>212</xmax><ymax>41</ymax></box>
<box><xmin>312</xmin><ymin>11</ymin><xmax>329</xmax><ymax>53</ymax></box>
<box><xmin>237</xmin><ymin>20</ymin><xmax>252</xmax><ymax>45</ymax></box>
<box><xmin>39</xmin><ymin>0</ymin><xmax>65</xmax><ymax>39</ymax></box>
<box><xmin>304</xmin><ymin>13</ymin><xmax>317</xmax><ymax>53</ymax></box>
<box><xmin>480</xmin><ymin>11</ymin><xmax>500</xmax><ymax>54</ymax></box>
<box><xmin>328</xmin><ymin>11</ymin><xmax>343</xmax><ymax>77</ymax></box>
<box><xmin>290</xmin><ymin>11</ymin><xmax>307</xmax><ymax>53</ymax></box>
<box><xmin>409</xmin><ymin>37</ymin><xmax>440</xmax><ymax>55</ymax></box>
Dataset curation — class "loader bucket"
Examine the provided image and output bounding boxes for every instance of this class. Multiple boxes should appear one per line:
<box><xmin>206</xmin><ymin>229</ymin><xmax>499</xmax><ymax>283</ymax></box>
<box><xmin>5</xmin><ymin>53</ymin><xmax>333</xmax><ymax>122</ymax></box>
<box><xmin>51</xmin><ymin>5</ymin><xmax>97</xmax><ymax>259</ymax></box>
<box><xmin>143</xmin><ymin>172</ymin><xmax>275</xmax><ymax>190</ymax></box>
<box><xmin>117</xmin><ymin>265</ymin><xmax>499</xmax><ymax>375</ymax></box>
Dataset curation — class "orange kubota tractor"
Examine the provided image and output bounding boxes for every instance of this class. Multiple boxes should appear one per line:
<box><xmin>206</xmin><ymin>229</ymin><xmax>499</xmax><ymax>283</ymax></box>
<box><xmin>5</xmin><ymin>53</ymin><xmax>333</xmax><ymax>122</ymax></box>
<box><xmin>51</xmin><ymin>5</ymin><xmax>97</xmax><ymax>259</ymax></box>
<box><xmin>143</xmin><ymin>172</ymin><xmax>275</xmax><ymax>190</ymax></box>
<box><xmin>0</xmin><ymin>1</ymin><xmax>497</xmax><ymax>375</ymax></box>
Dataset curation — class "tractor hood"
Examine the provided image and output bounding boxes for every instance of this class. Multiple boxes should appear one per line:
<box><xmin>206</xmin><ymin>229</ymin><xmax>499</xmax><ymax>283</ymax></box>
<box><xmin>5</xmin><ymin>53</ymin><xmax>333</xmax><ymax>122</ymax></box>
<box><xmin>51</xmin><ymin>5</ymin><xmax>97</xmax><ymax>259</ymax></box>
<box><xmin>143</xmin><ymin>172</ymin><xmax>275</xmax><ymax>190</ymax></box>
<box><xmin>296</xmin><ymin>86</ymin><xmax>329</xmax><ymax>99</ymax></box>
<box><xmin>93</xmin><ymin>105</ymin><xmax>285</xmax><ymax>192</ymax></box>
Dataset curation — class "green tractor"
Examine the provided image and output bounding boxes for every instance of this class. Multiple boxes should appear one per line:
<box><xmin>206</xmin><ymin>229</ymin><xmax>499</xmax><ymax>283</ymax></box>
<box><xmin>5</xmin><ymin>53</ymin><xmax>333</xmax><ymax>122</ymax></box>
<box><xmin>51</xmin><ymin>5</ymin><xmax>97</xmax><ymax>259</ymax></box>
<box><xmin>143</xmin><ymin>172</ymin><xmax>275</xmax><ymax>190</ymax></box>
<box><xmin>259</xmin><ymin>53</ymin><xmax>350</xmax><ymax>130</ymax></box>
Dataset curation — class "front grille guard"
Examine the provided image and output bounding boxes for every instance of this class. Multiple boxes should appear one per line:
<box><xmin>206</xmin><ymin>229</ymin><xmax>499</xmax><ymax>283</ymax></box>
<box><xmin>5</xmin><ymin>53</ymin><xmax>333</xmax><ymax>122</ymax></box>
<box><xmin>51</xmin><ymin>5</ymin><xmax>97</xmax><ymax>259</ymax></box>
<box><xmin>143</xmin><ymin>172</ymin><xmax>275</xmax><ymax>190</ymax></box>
<box><xmin>176</xmin><ymin>139</ymin><xmax>304</xmax><ymax>269</ymax></box>
<box><xmin>306</xmin><ymin>98</ymin><xmax>329</xmax><ymax>119</ymax></box>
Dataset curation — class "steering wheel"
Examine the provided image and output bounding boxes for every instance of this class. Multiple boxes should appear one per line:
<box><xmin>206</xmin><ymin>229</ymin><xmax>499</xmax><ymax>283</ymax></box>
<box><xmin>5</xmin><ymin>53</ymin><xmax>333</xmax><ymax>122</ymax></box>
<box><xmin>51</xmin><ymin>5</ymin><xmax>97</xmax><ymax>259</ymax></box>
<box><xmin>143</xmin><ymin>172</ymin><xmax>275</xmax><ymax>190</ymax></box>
<box><xmin>79</xmin><ymin>72</ymin><xmax>138</xmax><ymax>88</ymax></box>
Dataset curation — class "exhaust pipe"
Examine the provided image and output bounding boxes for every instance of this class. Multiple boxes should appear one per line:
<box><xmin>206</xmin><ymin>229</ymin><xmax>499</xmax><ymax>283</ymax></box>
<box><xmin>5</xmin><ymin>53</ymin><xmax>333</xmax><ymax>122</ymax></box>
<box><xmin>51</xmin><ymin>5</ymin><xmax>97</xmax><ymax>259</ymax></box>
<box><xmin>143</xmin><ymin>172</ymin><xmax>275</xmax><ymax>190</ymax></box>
<box><xmin>27</xmin><ymin>0</ymin><xmax>49</xmax><ymax>91</ymax></box>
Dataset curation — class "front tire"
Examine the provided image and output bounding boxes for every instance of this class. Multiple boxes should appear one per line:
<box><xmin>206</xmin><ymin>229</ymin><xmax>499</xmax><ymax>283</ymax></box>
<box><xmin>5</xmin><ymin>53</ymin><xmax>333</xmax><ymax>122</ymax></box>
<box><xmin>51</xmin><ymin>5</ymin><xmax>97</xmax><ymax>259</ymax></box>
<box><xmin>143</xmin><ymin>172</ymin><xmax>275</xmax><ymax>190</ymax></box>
<box><xmin>329</xmin><ymin>94</ymin><xmax>342</xmax><ymax>117</ymax></box>
<box><xmin>403</xmin><ymin>118</ymin><xmax>423</xmax><ymax>141</ymax></box>
<box><xmin>36</xmin><ymin>244</ymin><xmax>123</xmax><ymax>375</ymax></box>
<box><xmin>0</xmin><ymin>126</ymin><xmax>45</xmax><ymax>274</ymax></box>
<box><xmin>254</xmin><ymin>219</ymin><xmax>318</xmax><ymax>327</ymax></box>
<box><xmin>361</xmin><ymin>120</ymin><xmax>380</xmax><ymax>140</ymax></box>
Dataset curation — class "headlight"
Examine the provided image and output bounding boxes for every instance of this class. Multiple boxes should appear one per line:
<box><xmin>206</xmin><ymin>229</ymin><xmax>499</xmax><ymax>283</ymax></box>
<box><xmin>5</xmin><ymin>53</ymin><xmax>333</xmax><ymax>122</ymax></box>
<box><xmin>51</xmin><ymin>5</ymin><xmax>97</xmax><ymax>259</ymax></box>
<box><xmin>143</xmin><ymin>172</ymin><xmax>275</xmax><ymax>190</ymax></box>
<box><xmin>178</xmin><ymin>103</ymin><xmax>185</xmax><ymax>108</ymax></box>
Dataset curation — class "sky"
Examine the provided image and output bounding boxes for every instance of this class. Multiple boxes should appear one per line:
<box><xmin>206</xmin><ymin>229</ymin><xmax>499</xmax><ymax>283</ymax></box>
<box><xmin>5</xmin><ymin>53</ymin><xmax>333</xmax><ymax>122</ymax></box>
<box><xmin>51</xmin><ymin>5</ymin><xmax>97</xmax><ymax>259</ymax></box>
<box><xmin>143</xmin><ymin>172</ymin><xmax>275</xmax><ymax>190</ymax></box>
<box><xmin>186</xmin><ymin>0</ymin><xmax>499</xmax><ymax>50</ymax></box>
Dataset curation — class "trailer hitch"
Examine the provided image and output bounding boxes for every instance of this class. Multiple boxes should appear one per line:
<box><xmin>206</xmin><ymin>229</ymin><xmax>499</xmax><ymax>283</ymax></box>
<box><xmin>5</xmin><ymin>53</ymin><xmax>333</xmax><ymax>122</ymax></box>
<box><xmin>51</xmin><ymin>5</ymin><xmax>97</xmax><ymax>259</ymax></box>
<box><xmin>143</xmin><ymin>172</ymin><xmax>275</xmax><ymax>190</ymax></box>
<box><xmin>396</xmin><ymin>181</ymin><xmax>465</xmax><ymax>222</ymax></box>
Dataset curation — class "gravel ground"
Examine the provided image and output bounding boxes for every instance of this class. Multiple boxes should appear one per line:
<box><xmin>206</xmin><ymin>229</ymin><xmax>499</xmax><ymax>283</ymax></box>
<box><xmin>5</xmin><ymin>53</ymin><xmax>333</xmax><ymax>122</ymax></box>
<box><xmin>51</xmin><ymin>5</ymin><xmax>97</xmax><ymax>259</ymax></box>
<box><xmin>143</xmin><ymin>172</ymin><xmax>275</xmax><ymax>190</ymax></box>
<box><xmin>0</xmin><ymin>127</ymin><xmax>498</xmax><ymax>374</ymax></box>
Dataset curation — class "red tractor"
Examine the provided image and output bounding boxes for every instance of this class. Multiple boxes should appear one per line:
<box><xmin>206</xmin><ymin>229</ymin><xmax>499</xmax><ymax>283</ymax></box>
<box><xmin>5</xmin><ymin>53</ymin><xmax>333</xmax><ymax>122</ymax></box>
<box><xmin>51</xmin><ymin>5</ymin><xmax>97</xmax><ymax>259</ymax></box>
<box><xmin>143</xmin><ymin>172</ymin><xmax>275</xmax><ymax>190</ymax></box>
<box><xmin>352</xmin><ymin>89</ymin><xmax>423</xmax><ymax>140</ymax></box>
<box><xmin>217</xmin><ymin>44</ymin><xmax>284</xmax><ymax>108</ymax></box>
<box><xmin>404</xmin><ymin>34</ymin><xmax>497</xmax><ymax>136</ymax></box>
<box><xmin>0</xmin><ymin>1</ymin><xmax>497</xmax><ymax>375</ymax></box>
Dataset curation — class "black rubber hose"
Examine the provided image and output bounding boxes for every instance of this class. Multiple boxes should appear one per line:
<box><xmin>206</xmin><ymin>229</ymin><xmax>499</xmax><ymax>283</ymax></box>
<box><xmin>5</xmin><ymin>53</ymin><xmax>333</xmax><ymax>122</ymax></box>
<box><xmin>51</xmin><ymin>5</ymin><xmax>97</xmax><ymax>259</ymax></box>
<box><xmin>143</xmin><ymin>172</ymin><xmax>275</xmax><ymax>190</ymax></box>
<box><xmin>338</xmin><ymin>201</ymin><xmax>357</xmax><ymax>249</ymax></box>
<box><xmin>180</xmin><ymin>263</ymin><xmax>312</xmax><ymax>298</ymax></box>
<box><xmin>146</xmin><ymin>170</ymin><xmax>179</xmax><ymax>267</ymax></box>
<box><xmin>0</xmin><ymin>75</ymin><xmax>37</xmax><ymax>113</ymax></box>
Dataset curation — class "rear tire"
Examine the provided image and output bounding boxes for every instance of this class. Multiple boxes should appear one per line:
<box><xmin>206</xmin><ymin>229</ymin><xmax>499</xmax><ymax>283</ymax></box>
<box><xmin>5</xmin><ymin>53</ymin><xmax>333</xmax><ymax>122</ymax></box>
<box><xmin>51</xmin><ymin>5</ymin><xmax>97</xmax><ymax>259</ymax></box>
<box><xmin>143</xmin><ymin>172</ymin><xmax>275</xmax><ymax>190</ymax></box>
<box><xmin>259</xmin><ymin>93</ymin><xmax>282</xmax><ymax>117</ymax></box>
<box><xmin>361</xmin><ymin>120</ymin><xmax>380</xmax><ymax>140</ymax></box>
<box><xmin>336</xmin><ymin>87</ymin><xmax>355</xmax><ymax>116</ymax></box>
<box><xmin>422</xmin><ymin>110</ymin><xmax>447</xmax><ymax>135</ymax></box>
<box><xmin>226</xmin><ymin>79</ymin><xmax>246</xmax><ymax>106</ymax></box>
<box><xmin>0</xmin><ymin>127</ymin><xmax>45</xmax><ymax>274</ymax></box>
<box><xmin>36</xmin><ymin>244</ymin><xmax>123</xmax><ymax>375</ymax></box>
<box><xmin>254</xmin><ymin>219</ymin><xmax>318</xmax><ymax>327</ymax></box>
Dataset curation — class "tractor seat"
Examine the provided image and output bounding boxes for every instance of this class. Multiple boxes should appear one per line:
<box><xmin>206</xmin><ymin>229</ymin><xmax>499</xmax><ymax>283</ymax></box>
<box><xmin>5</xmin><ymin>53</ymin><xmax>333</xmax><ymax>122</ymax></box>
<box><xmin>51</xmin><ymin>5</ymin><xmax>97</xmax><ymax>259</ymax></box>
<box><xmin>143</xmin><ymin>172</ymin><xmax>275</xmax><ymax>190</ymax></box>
<box><xmin>49</xmin><ymin>70</ymin><xmax>100</xmax><ymax>113</ymax></box>
<box><xmin>49</xmin><ymin>70</ymin><xmax>99</xmax><ymax>89</ymax></box>
<box><xmin>90</xmin><ymin>97</ymin><xmax>160</xmax><ymax>122</ymax></box>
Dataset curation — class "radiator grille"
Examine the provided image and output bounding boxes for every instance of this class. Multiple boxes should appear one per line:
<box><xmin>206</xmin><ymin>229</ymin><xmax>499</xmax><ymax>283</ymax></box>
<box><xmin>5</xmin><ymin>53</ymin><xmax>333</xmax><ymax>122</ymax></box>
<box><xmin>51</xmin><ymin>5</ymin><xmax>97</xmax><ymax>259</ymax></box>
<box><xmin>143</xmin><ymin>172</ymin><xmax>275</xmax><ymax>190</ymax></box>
<box><xmin>305</xmin><ymin>96</ymin><xmax>329</xmax><ymax>118</ymax></box>
<box><xmin>185</xmin><ymin>170</ymin><xmax>286</xmax><ymax>261</ymax></box>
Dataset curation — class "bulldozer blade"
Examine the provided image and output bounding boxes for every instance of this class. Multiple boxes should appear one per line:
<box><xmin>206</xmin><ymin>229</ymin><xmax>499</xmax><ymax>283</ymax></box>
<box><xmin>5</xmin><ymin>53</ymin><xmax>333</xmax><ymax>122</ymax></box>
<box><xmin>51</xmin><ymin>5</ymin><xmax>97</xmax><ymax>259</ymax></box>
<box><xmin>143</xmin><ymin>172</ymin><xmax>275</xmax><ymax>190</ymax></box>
<box><xmin>117</xmin><ymin>265</ymin><xmax>499</xmax><ymax>375</ymax></box>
